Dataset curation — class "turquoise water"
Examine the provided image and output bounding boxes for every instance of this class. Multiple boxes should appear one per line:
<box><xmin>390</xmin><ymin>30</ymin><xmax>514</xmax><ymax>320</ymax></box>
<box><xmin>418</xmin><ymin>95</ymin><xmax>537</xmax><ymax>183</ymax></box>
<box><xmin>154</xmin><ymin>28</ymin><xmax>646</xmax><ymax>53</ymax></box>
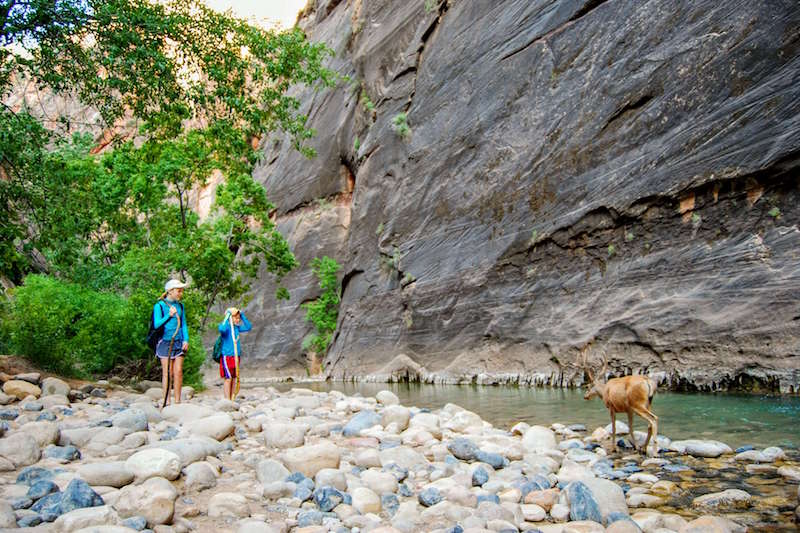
<box><xmin>271</xmin><ymin>381</ymin><xmax>800</xmax><ymax>449</ymax></box>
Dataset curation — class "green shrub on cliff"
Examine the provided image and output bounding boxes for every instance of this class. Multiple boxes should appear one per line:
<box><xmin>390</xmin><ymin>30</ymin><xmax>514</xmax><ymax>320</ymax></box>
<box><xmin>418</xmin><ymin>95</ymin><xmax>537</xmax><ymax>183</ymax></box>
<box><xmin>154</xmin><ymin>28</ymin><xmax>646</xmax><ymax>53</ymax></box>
<box><xmin>302</xmin><ymin>257</ymin><xmax>342</xmax><ymax>355</ymax></box>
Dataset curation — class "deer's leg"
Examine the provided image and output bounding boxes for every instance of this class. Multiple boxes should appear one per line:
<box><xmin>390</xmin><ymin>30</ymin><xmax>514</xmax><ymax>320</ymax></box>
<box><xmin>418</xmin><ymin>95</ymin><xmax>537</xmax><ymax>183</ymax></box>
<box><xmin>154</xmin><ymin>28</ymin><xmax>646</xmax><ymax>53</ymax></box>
<box><xmin>635</xmin><ymin>407</ymin><xmax>659</xmax><ymax>456</ymax></box>
<box><xmin>610</xmin><ymin>410</ymin><xmax>617</xmax><ymax>451</ymax></box>
<box><xmin>627</xmin><ymin>410</ymin><xmax>636</xmax><ymax>450</ymax></box>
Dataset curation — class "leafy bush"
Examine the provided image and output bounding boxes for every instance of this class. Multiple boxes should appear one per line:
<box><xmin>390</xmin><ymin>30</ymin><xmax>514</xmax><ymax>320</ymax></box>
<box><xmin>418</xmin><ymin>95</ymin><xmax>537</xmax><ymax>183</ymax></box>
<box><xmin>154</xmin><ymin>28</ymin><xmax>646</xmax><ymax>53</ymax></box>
<box><xmin>302</xmin><ymin>257</ymin><xmax>341</xmax><ymax>355</ymax></box>
<box><xmin>4</xmin><ymin>275</ymin><xmax>204</xmax><ymax>387</ymax></box>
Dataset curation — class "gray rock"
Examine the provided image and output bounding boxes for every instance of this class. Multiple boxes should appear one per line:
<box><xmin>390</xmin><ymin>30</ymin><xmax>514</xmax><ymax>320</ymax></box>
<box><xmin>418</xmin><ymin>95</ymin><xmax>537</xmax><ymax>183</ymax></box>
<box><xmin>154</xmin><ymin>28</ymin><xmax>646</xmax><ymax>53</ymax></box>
<box><xmin>182</xmin><ymin>462</ymin><xmax>217</xmax><ymax>491</ymax></box>
<box><xmin>40</xmin><ymin>377</ymin><xmax>70</xmax><ymax>397</ymax></box>
<box><xmin>115</xmin><ymin>476</ymin><xmax>177</xmax><ymax>527</ymax></box>
<box><xmin>447</xmin><ymin>438</ymin><xmax>479</xmax><ymax>461</ymax></box>
<box><xmin>0</xmin><ymin>431</ymin><xmax>41</xmax><ymax>467</ymax></box>
<box><xmin>111</xmin><ymin>409</ymin><xmax>148</xmax><ymax>432</ymax></box>
<box><xmin>125</xmin><ymin>449</ymin><xmax>181</xmax><ymax>482</ymax></box>
<box><xmin>263</xmin><ymin>422</ymin><xmax>308</xmax><ymax>448</ymax></box>
<box><xmin>208</xmin><ymin>492</ymin><xmax>249</xmax><ymax>518</ymax></box>
<box><xmin>669</xmin><ymin>440</ymin><xmax>733</xmax><ymax>458</ymax></box>
<box><xmin>418</xmin><ymin>487</ymin><xmax>442</xmax><ymax>507</ymax></box>
<box><xmin>256</xmin><ymin>459</ymin><xmax>290</xmax><ymax>487</ymax></box>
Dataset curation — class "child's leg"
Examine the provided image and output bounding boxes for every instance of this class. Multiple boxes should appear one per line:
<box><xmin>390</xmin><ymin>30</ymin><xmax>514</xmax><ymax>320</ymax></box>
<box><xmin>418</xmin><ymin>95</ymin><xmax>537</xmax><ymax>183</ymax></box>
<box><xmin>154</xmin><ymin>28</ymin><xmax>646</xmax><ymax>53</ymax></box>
<box><xmin>173</xmin><ymin>356</ymin><xmax>184</xmax><ymax>404</ymax></box>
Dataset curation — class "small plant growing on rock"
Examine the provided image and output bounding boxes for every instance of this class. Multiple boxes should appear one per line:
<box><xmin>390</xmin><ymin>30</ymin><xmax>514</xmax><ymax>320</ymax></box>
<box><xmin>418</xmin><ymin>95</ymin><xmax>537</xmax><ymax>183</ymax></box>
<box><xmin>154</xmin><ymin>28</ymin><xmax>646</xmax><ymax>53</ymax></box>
<box><xmin>625</xmin><ymin>231</ymin><xmax>635</xmax><ymax>242</ymax></box>
<box><xmin>392</xmin><ymin>113</ymin><xmax>411</xmax><ymax>138</ymax></box>
<box><xmin>376</xmin><ymin>222</ymin><xmax>384</xmax><ymax>236</ymax></box>
<box><xmin>768</xmin><ymin>207</ymin><xmax>781</xmax><ymax>218</ymax></box>
<box><xmin>360</xmin><ymin>90</ymin><xmax>375</xmax><ymax>113</ymax></box>
<box><xmin>607</xmin><ymin>244</ymin><xmax>616</xmax><ymax>257</ymax></box>
<box><xmin>424</xmin><ymin>0</ymin><xmax>438</xmax><ymax>13</ymax></box>
<box><xmin>528</xmin><ymin>229</ymin><xmax>538</xmax><ymax>247</ymax></box>
<box><xmin>402</xmin><ymin>273</ymin><xmax>416</xmax><ymax>285</ymax></box>
<box><xmin>691</xmin><ymin>213</ymin><xmax>701</xmax><ymax>225</ymax></box>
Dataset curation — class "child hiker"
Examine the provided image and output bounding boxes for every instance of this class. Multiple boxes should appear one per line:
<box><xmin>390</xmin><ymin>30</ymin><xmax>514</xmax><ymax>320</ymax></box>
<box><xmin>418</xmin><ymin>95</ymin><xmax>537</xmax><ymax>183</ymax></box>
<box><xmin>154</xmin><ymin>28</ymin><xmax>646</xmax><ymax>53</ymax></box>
<box><xmin>218</xmin><ymin>307</ymin><xmax>252</xmax><ymax>400</ymax></box>
<box><xmin>154</xmin><ymin>279</ymin><xmax>189</xmax><ymax>406</ymax></box>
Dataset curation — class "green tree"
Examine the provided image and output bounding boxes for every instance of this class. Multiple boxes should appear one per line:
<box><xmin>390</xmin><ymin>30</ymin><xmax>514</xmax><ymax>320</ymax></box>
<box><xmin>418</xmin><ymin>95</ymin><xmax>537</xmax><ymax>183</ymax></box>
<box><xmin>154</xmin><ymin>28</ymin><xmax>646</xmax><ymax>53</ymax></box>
<box><xmin>302</xmin><ymin>256</ymin><xmax>341</xmax><ymax>355</ymax></box>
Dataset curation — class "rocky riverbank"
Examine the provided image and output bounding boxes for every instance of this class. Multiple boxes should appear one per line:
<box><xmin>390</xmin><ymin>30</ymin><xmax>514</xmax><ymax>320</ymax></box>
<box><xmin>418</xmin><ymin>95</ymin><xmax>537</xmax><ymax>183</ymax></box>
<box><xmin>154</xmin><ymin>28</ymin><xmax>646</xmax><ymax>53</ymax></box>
<box><xmin>0</xmin><ymin>372</ymin><xmax>798</xmax><ymax>532</ymax></box>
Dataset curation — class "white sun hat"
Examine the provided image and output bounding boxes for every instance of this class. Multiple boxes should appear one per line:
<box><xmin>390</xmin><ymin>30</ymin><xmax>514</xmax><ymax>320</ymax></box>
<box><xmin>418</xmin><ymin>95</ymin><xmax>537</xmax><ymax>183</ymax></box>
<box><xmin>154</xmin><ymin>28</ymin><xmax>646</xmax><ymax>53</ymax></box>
<box><xmin>164</xmin><ymin>279</ymin><xmax>188</xmax><ymax>291</ymax></box>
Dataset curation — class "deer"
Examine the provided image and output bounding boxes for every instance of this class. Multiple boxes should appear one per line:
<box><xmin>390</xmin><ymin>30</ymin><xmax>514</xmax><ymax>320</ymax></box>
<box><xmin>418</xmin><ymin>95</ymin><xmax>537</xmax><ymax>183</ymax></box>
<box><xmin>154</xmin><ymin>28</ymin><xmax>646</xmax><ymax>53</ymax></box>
<box><xmin>573</xmin><ymin>346</ymin><xmax>659</xmax><ymax>456</ymax></box>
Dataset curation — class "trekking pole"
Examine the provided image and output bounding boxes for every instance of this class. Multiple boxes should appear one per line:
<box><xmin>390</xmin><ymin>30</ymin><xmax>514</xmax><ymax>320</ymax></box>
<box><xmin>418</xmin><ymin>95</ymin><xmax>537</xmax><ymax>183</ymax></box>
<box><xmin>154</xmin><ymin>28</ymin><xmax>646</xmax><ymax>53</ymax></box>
<box><xmin>230</xmin><ymin>313</ymin><xmax>240</xmax><ymax>399</ymax></box>
<box><xmin>162</xmin><ymin>312</ymin><xmax>180</xmax><ymax>410</ymax></box>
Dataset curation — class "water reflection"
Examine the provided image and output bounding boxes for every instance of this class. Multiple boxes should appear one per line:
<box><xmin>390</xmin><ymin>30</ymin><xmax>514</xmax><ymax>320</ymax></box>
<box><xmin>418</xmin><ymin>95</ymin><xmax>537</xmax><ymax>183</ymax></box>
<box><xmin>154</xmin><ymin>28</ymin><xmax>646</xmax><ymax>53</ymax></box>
<box><xmin>268</xmin><ymin>381</ymin><xmax>800</xmax><ymax>449</ymax></box>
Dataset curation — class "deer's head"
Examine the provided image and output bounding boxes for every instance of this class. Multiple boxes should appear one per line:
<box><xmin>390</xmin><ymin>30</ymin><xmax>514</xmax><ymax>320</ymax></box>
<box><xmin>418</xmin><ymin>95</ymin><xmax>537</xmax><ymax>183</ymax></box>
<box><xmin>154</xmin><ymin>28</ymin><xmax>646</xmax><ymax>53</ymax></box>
<box><xmin>574</xmin><ymin>345</ymin><xmax>607</xmax><ymax>400</ymax></box>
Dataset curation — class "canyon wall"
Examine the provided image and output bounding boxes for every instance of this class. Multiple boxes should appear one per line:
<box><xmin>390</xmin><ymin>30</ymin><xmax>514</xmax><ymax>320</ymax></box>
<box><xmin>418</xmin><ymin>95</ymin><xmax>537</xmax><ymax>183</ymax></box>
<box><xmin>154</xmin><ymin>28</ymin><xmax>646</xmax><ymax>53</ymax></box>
<box><xmin>244</xmin><ymin>0</ymin><xmax>800</xmax><ymax>392</ymax></box>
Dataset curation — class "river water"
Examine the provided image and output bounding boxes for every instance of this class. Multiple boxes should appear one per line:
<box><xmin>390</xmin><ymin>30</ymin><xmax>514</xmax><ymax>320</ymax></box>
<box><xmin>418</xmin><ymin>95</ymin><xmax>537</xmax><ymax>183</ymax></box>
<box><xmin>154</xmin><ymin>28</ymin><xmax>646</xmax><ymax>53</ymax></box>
<box><xmin>271</xmin><ymin>381</ymin><xmax>800</xmax><ymax>450</ymax></box>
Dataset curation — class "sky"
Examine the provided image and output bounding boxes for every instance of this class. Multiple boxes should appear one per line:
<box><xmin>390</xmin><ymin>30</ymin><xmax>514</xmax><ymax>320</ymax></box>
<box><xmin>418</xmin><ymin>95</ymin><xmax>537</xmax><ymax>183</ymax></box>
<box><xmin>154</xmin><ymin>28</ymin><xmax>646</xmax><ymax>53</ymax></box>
<box><xmin>201</xmin><ymin>0</ymin><xmax>307</xmax><ymax>28</ymax></box>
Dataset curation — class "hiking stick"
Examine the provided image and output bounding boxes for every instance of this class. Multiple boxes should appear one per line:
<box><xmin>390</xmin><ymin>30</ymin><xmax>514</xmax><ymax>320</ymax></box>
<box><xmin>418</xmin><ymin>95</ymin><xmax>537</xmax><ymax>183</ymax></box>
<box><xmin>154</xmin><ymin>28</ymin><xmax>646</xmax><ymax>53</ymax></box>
<box><xmin>162</xmin><ymin>311</ymin><xmax>180</xmax><ymax>410</ymax></box>
<box><xmin>230</xmin><ymin>313</ymin><xmax>240</xmax><ymax>399</ymax></box>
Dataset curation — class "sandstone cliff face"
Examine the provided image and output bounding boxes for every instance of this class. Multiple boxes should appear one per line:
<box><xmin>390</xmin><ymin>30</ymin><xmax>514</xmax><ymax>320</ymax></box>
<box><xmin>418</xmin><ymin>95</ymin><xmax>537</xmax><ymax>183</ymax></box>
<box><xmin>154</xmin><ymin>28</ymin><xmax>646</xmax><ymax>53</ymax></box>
<box><xmin>247</xmin><ymin>0</ymin><xmax>800</xmax><ymax>392</ymax></box>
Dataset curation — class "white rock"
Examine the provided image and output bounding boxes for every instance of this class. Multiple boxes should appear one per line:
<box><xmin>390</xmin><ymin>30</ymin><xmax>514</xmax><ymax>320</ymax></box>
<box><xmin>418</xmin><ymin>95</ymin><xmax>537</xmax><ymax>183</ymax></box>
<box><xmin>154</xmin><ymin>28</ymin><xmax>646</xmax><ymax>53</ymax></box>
<box><xmin>236</xmin><ymin>519</ymin><xmax>284</xmax><ymax>533</ymax></box>
<box><xmin>110</xmin><ymin>409</ymin><xmax>148</xmax><ymax>432</ymax></box>
<box><xmin>556</xmin><ymin>458</ymin><xmax>595</xmax><ymax>483</ymax></box>
<box><xmin>263</xmin><ymin>422</ymin><xmax>309</xmax><ymax>448</ymax></box>
<box><xmin>693</xmin><ymin>489</ymin><xmax>752</xmax><ymax>508</ymax></box>
<box><xmin>208</xmin><ymin>492</ymin><xmax>250</xmax><ymax>518</ymax></box>
<box><xmin>352</xmin><ymin>487</ymin><xmax>381</xmax><ymax>514</ymax></box>
<box><xmin>183</xmin><ymin>461</ymin><xmax>217</xmax><ymax>491</ymax></box>
<box><xmin>73</xmin><ymin>527</ymin><xmax>138</xmax><ymax>533</ymax></box>
<box><xmin>0</xmin><ymin>501</ymin><xmax>15</xmax><ymax>528</ymax></box>
<box><xmin>551</xmin><ymin>503</ymin><xmax>570</xmax><ymax>522</ymax></box>
<box><xmin>736</xmin><ymin>447</ymin><xmax>787</xmax><ymax>463</ymax></box>
<box><xmin>627</xmin><ymin>473</ymin><xmax>659</xmax><ymax>484</ymax></box>
<box><xmin>408</xmin><ymin>412</ymin><xmax>442</xmax><ymax>439</ymax></box>
<box><xmin>0</xmin><ymin>432</ymin><xmax>40</xmax><ymax>467</ymax></box>
<box><xmin>146</xmin><ymin>437</ymin><xmax>224</xmax><ymax>467</ymax></box>
<box><xmin>280</xmin><ymin>440</ymin><xmax>341</xmax><ymax>478</ymax></box>
<box><xmin>54</xmin><ymin>505</ymin><xmax>120</xmax><ymax>533</ymax></box>
<box><xmin>18</xmin><ymin>420</ymin><xmax>60</xmax><ymax>447</ymax></box>
<box><xmin>315</xmin><ymin>468</ymin><xmax>347</xmax><ymax>491</ymax></box>
<box><xmin>125</xmin><ymin>448</ymin><xmax>181</xmax><ymax>482</ymax></box>
<box><xmin>627</xmin><ymin>493</ymin><xmax>666</xmax><ymax>508</ymax></box>
<box><xmin>669</xmin><ymin>439</ymin><xmax>732</xmax><ymax>458</ymax></box>
<box><xmin>361</xmin><ymin>469</ymin><xmax>398</xmax><ymax>494</ymax></box>
<box><xmin>40</xmin><ymin>394</ymin><xmax>70</xmax><ymax>409</ymax></box>
<box><xmin>115</xmin><ymin>476</ymin><xmax>178</xmax><ymax>526</ymax></box>
<box><xmin>256</xmin><ymin>459</ymin><xmax>290</xmax><ymax>487</ymax></box>
<box><xmin>130</xmin><ymin>402</ymin><xmax>163</xmax><ymax>423</ymax></box>
<box><xmin>522</xmin><ymin>426</ymin><xmax>557</xmax><ymax>452</ymax></box>
<box><xmin>376</xmin><ymin>390</ymin><xmax>400</xmax><ymax>405</ymax></box>
<box><xmin>160</xmin><ymin>404</ymin><xmax>214</xmax><ymax>422</ymax></box>
<box><xmin>78</xmin><ymin>462</ymin><xmax>135</xmax><ymax>488</ymax></box>
<box><xmin>41</xmin><ymin>377</ymin><xmax>71</xmax><ymax>397</ymax></box>
<box><xmin>355</xmin><ymin>448</ymin><xmax>382</xmax><ymax>468</ymax></box>
<box><xmin>214</xmin><ymin>399</ymin><xmax>239</xmax><ymax>412</ymax></box>
<box><xmin>182</xmin><ymin>414</ymin><xmax>234</xmax><ymax>441</ymax></box>
<box><xmin>442</xmin><ymin>409</ymin><xmax>484</xmax><ymax>432</ymax></box>
<box><xmin>521</xmin><ymin>503</ymin><xmax>546</xmax><ymax>522</ymax></box>
<box><xmin>379</xmin><ymin>445</ymin><xmax>428</xmax><ymax>470</ymax></box>
<box><xmin>778</xmin><ymin>465</ymin><xmax>800</xmax><ymax>481</ymax></box>
<box><xmin>60</xmin><ymin>427</ymin><xmax>96</xmax><ymax>447</ymax></box>
<box><xmin>381</xmin><ymin>405</ymin><xmax>411</xmax><ymax>431</ymax></box>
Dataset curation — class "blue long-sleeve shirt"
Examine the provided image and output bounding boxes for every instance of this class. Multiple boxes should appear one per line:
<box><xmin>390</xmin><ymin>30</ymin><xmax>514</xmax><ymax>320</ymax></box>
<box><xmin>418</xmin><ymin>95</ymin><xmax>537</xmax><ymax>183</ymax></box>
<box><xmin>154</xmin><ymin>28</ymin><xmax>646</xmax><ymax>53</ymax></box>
<box><xmin>218</xmin><ymin>312</ymin><xmax>252</xmax><ymax>356</ymax></box>
<box><xmin>153</xmin><ymin>299</ymin><xmax>188</xmax><ymax>343</ymax></box>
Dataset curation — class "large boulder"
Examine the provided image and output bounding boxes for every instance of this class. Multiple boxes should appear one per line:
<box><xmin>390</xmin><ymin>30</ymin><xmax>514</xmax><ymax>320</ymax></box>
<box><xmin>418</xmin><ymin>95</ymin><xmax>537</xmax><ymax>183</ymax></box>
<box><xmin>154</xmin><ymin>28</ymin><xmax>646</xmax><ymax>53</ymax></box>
<box><xmin>522</xmin><ymin>426</ymin><xmax>557</xmax><ymax>452</ymax></box>
<box><xmin>115</xmin><ymin>476</ymin><xmax>177</xmax><ymax>526</ymax></box>
<box><xmin>0</xmin><ymin>432</ymin><xmax>41</xmax><ymax>467</ymax></box>
<box><xmin>263</xmin><ymin>422</ymin><xmax>309</xmax><ymax>448</ymax></box>
<box><xmin>124</xmin><ymin>449</ymin><xmax>181</xmax><ymax>482</ymax></box>
<box><xmin>182</xmin><ymin>414</ymin><xmax>234</xmax><ymax>441</ymax></box>
<box><xmin>160</xmin><ymin>404</ymin><xmax>214</xmax><ymax>422</ymax></box>
<box><xmin>54</xmin><ymin>505</ymin><xmax>120</xmax><ymax>533</ymax></box>
<box><xmin>3</xmin><ymin>379</ymin><xmax>41</xmax><ymax>399</ymax></box>
<box><xmin>280</xmin><ymin>441</ymin><xmax>341</xmax><ymax>478</ymax></box>
<box><xmin>669</xmin><ymin>440</ymin><xmax>733</xmax><ymax>458</ymax></box>
<box><xmin>110</xmin><ymin>409</ymin><xmax>148</xmax><ymax>433</ymax></box>
<box><xmin>18</xmin><ymin>420</ymin><xmax>60</xmax><ymax>447</ymax></box>
<box><xmin>208</xmin><ymin>492</ymin><xmax>250</xmax><ymax>518</ymax></box>
<box><xmin>145</xmin><ymin>437</ymin><xmax>224</xmax><ymax>467</ymax></box>
<box><xmin>41</xmin><ymin>377</ymin><xmax>71</xmax><ymax>397</ymax></box>
<box><xmin>77</xmin><ymin>462</ymin><xmax>135</xmax><ymax>488</ymax></box>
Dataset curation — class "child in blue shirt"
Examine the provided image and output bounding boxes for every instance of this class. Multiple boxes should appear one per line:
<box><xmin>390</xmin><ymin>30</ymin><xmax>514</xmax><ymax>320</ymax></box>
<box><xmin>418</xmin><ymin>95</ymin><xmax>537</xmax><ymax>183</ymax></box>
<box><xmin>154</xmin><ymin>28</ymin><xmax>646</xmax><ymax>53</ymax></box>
<box><xmin>218</xmin><ymin>307</ymin><xmax>252</xmax><ymax>400</ymax></box>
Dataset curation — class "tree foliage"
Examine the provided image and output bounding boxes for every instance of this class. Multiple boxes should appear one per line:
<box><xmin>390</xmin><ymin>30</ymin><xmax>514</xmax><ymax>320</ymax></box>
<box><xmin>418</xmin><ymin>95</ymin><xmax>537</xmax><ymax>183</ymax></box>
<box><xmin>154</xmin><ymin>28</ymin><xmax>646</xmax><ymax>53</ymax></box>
<box><xmin>302</xmin><ymin>256</ymin><xmax>341</xmax><ymax>355</ymax></box>
<box><xmin>0</xmin><ymin>0</ymin><xmax>336</xmax><ymax>381</ymax></box>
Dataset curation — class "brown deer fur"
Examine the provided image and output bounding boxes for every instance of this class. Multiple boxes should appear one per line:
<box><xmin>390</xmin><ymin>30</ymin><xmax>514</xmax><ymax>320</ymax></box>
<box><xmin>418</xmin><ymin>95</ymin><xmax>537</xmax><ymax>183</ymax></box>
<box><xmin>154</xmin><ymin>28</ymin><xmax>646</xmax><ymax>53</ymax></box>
<box><xmin>578</xmin><ymin>348</ymin><xmax>659</xmax><ymax>456</ymax></box>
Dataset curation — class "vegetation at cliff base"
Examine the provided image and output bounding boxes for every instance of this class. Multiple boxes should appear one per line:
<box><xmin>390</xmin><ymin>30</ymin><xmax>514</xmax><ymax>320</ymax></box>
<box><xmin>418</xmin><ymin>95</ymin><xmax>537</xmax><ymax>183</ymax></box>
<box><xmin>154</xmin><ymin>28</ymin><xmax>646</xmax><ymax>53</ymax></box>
<box><xmin>302</xmin><ymin>256</ymin><xmax>342</xmax><ymax>355</ymax></box>
<box><xmin>0</xmin><ymin>0</ymin><xmax>335</xmax><ymax>385</ymax></box>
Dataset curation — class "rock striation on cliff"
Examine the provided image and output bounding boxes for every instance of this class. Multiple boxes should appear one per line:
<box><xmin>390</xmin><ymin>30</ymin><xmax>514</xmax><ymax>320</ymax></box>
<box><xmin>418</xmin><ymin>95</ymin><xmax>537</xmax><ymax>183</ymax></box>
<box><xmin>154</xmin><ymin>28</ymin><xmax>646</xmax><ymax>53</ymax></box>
<box><xmin>247</xmin><ymin>0</ymin><xmax>800</xmax><ymax>392</ymax></box>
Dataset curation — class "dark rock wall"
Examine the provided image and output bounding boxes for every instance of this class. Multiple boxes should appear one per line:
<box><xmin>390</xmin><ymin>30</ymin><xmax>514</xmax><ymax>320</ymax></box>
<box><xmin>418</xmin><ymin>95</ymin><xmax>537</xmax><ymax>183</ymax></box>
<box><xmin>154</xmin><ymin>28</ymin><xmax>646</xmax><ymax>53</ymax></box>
<box><xmin>247</xmin><ymin>0</ymin><xmax>800</xmax><ymax>392</ymax></box>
